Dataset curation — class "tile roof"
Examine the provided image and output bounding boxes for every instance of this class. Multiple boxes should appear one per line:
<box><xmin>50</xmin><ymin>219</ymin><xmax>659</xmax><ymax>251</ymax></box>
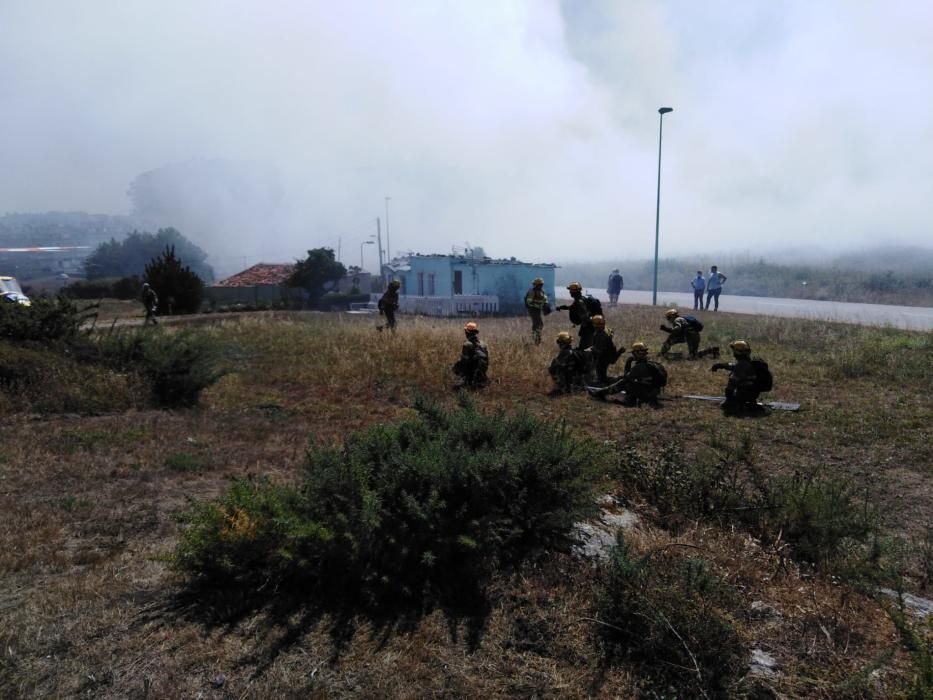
<box><xmin>214</xmin><ymin>263</ymin><xmax>294</xmax><ymax>287</ymax></box>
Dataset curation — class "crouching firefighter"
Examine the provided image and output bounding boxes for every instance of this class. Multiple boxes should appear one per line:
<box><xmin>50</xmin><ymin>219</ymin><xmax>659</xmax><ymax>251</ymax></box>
<box><xmin>659</xmin><ymin>308</ymin><xmax>702</xmax><ymax>359</ymax></box>
<box><xmin>617</xmin><ymin>342</ymin><xmax>667</xmax><ymax>407</ymax></box>
<box><xmin>549</xmin><ymin>331</ymin><xmax>586</xmax><ymax>394</ymax></box>
<box><xmin>711</xmin><ymin>340</ymin><xmax>773</xmax><ymax>415</ymax></box>
<box><xmin>589</xmin><ymin>315</ymin><xmax>623</xmax><ymax>385</ymax></box>
<box><xmin>453</xmin><ymin>322</ymin><xmax>489</xmax><ymax>388</ymax></box>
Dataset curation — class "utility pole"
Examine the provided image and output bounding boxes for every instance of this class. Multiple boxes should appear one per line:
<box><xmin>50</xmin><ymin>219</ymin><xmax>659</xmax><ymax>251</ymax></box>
<box><xmin>384</xmin><ymin>196</ymin><xmax>391</xmax><ymax>262</ymax></box>
<box><xmin>375</xmin><ymin>218</ymin><xmax>384</xmax><ymax>280</ymax></box>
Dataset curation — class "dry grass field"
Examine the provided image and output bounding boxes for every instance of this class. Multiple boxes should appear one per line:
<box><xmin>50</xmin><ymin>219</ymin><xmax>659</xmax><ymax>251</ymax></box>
<box><xmin>1</xmin><ymin>303</ymin><xmax>931</xmax><ymax>698</ymax></box>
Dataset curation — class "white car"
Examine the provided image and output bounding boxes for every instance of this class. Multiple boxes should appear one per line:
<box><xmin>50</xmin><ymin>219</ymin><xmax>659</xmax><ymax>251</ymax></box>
<box><xmin>0</xmin><ymin>276</ymin><xmax>32</xmax><ymax>306</ymax></box>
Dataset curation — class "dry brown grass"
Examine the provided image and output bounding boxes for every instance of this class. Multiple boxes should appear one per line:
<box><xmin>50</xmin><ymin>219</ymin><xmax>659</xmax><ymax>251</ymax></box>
<box><xmin>1</xmin><ymin>304</ymin><xmax>930</xmax><ymax>698</ymax></box>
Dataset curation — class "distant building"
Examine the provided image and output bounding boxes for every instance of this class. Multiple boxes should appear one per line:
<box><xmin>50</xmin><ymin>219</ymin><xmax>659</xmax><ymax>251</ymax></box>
<box><xmin>210</xmin><ymin>263</ymin><xmax>373</xmax><ymax>306</ymax></box>
<box><xmin>385</xmin><ymin>253</ymin><xmax>557</xmax><ymax>315</ymax></box>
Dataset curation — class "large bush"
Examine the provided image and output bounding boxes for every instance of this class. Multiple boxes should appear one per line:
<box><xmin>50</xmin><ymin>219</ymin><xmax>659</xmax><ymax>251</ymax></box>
<box><xmin>143</xmin><ymin>245</ymin><xmax>205</xmax><ymax>315</ymax></box>
<box><xmin>0</xmin><ymin>295</ymin><xmax>88</xmax><ymax>344</ymax></box>
<box><xmin>175</xmin><ymin>400</ymin><xmax>599</xmax><ymax>609</ymax></box>
<box><xmin>97</xmin><ymin>327</ymin><xmax>225</xmax><ymax>407</ymax></box>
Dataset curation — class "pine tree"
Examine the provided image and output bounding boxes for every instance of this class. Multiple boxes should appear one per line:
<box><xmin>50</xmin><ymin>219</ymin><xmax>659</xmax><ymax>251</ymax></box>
<box><xmin>143</xmin><ymin>245</ymin><xmax>204</xmax><ymax>315</ymax></box>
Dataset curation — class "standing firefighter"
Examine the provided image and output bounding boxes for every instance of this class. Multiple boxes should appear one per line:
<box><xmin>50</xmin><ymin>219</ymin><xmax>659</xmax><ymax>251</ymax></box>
<box><xmin>618</xmin><ymin>342</ymin><xmax>667</xmax><ymax>407</ymax></box>
<box><xmin>711</xmin><ymin>340</ymin><xmax>773</xmax><ymax>415</ymax></box>
<box><xmin>377</xmin><ymin>279</ymin><xmax>401</xmax><ymax>332</ymax></box>
<box><xmin>141</xmin><ymin>282</ymin><xmax>159</xmax><ymax>326</ymax></box>
<box><xmin>659</xmin><ymin>308</ymin><xmax>702</xmax><ymax>359</ymax></box>
<box><xmin>549</xmin><ymin>331</ymin><xmax>586</xmax><ymax>394</ymax></box>
<box><xmin>453</xmin><ymin>321</ymin><xmax>489</xmax><ymax>388</ymax></box>
<box><xmin>524</xmin><ymin>277</ymin><xmax>550</xmax><ymax>345</ymax></box>
<box><xmin>589</xmin><ymin>315</ymin><xmax>623</xmax><ymax>384</ymax></box>
<box><xmin>556</xmin><ymin>282</ymin><xmax>598</xmax><ymax>350</ymax></box>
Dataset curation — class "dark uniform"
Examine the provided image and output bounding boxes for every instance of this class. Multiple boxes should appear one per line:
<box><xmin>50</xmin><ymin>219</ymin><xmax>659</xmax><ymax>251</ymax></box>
<box><xmin>141</xmin><ymin>284</ymin><xmax>159</xmax><ymax>326</ymax></box>
<box><xmin>549</xmin><ymin>333</ymin><xmax>586</xmax><ymax>394</ymax></box>
<box><xmin>712</xmin><ymin>342</ymin><xmax>768</xmax><ymax>414</ymax></box>
<box><xmin>377</xmin><ymin>282</ymin><xmax>400</xmax><ymax>331</ymax></box>
<box><xmin>590</xmin><ymin>325</ymin><xmax>623</xmax><ymax>384</ymax></box>
<box><xmin>557</xmin><ymin>283</ymin><xmax>594</xmax><ymax>350</ymax></box>
<box><xmin>618</xmin><ymin>348</ymin><xmax>666</xmax><ymax>407</ymax></box>
<box><xmin>524</xmin><ymin>280</ymin><xmax>549</xmax><ymax>345</ymax></box>
<box><xmin>453</xmin><ymin>325</ymin><xmax>489</xmax><ymax>388</ymax></box>
<box><xmin>660</xmin><ymin>311</ymin><xmax>700</xmax><ymax>358</ymax></box>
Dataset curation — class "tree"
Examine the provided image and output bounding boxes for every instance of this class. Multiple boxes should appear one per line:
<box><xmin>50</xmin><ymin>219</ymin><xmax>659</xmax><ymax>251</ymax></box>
<box><xmin>286</xmin><ymin>248</ymin><xmax>346</xmax><ymax>306</ymax></box>
<box><xmin>84</xmin><ymin>228</ymin><xmax>214</xmax><ymax>282</ymax></box>
<box><xmin>144</xmin><ymin>245</ymin><xmax>205</xmax><ymax>315</ymax></box>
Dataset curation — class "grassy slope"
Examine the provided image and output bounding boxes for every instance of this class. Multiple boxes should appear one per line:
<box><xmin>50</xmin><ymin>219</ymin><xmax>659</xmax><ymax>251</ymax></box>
<box><xmin>1</xmin><ymin>305</ymin><xmax>931</xmax><ymax>698</ymax></box>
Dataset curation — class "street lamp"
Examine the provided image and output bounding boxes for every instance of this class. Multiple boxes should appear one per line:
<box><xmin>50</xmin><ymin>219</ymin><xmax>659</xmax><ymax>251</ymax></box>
<box><xmin>360</xmin><ymin>239</ymin><xmax>375</xmax><ymax>269</ymax></box>
<box><xmin>652</xmin><ymin>106</ymin><xmax>673</xmax><ymax>306</ymax></box>
<box><xmin>384</xmin><ymin>196</ymin><xmax>392</xmax><ymax>262</ymax></box>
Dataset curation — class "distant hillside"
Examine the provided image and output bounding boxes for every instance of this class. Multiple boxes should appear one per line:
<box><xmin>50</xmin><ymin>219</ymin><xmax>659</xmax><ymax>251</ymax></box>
<box><xmin>558</xmin><ymin>248</ymin><xmax>933</xmax><ymax>307</ymax></box>
<box><xmin>0</xmin><ymin>211</ymin><xmax>142</xmax><ymax>248</ymax></box>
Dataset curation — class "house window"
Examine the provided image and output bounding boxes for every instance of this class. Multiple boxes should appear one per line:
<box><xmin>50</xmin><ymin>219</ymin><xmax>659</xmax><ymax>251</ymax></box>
<box><xmin>428</xmin><ymin>273</ymin><xmax>435</xmax><ymax>296</ymax></box>
<box><xmin>454</xmin><ymin>270</ymin><xmax>463</xmax><ymax>295</ymax></box>
<box><xmin>417</xmin><ymin>272</ymin><xmax>424</xmax><ymax>296</ymax></box>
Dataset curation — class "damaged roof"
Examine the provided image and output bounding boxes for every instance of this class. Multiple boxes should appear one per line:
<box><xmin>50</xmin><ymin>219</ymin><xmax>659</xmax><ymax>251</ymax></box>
<box><xmin>214</xmin><ymin>263</ymin><xmax>294</xmax><ymax>287</ymax></box>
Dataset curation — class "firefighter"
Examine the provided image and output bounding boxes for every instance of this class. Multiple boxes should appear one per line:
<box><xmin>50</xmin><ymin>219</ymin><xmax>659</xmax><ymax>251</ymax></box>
<box><xmin>524</xmin><ymin>277</ymin><xmax>550</xmax><ymax>345</ymax></box>
<box><xmin>589</xmin><ymin>315</ymin><xmax>623</xmax><ymax>384</ymax></box>
<box><xmin>618</xmin><ymin>342</ymin><xmax>667</xmax><ymax>407</ymax></box>
<box><xmin>659</xmin><ymin>308</ymin><xmax>701</xmax><ymax>358</ymax></box>
<box><xmin>377</xmin><ymin>279</ymin><xmax>401</xmax><ymax>332</ymax></box>
<box><xmin>548</xmin><ymin>331</ymin><xmax>586</xmax><ymax>394</ymax></box>
<box><xmin>141</xmin><ymin>282</ymin><xmax>159</xmax><ymax>326</ymax></box>
<box><xmin>453</xmin><ymin>321</ymin><xmax>489</xmax><ymax>388</ymax></box>
<box><xmin>556</xmin><ymin>282</ymin><xmax>596</xmax><ymax>350</ymax></box>
<box><xmin>711</xmin><ymin>340</ymin><xmax>772</xmax><ymax>415</ymax></box>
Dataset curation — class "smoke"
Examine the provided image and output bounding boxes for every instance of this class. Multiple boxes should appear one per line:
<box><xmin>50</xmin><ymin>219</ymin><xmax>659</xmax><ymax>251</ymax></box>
<box><xmin>1</xmin><ymin>0</ymin><xmax>930</xmax><ymax>274</ymax></box>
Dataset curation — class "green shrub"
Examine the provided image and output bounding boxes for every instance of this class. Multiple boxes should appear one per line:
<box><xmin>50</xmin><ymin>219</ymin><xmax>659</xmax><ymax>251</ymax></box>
<box><xmin>0</xmin><ymin>294</ymin><xmax>88</xmax><ymax>344</ymax></box>
<box><xmin>174</xmin><ymin>400</ymin><xmax>599</xmax><ymax>609</ymax></box>
<box><xmin>595</xmin><ymin>534</ymin><xmax>745</xmax><ymax>694</ymax></box>
<box><xmin>143</xmin><ymin>245</ymin><xmax>204</xmax><ymax>315</ymax></box>
<box><xmin>97</xmin><ymin>327</ymin><xmax>225</xmax><ymax>407</ymax></box>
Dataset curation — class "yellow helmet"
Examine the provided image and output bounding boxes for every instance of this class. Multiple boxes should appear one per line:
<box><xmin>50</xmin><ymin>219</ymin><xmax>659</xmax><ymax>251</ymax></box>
<box><xmin>591</xmin><ymin>314</ymin><xmax>605</xmax><ymax>328</ymax></box>
<box><xmin>388</xmin><ymin>279</ymin><xmax>401</xmax><ymax>288</ymax></box>
<box><xmin>729</xmin><ymin>340</ymin><xmax>751</xmax><ymax>354</ymax></box>
<box><xmin>556</xmin><ymin>331</ymin><xmax>573</xmax><ymax>345</ymax></box>
<box><xmin>665</xmin><ymin>308</ymin><xmax>679</xmax><ymax>319</ymax></box>
<box><xmin>532</xmin><ymin>277</ymin><xmax>544</xmax><ymax>286</ymax></box>
<box><xmin>464</xmin><ymin>321</ymin><xmax>479</xmax><ymax>333</ymax></box>
<box><xmin>566</xmin><ymin>282</ymin><xmax>583</xmax><ymax>292</ymax></box>
<box><xmin>631</xmin><ymin>342</ymin><xmax>648</xmax><ymax>354</ymax></box>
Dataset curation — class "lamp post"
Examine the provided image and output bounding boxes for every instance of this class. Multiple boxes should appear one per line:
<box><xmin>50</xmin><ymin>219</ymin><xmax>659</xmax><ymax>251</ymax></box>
<box><xmin>360</xmin><ymin>239</ymin><xmax>374</xmax><ymax>270</ymax></box>
<box><xmin>384</xmin><ymin>196</ymin><xmax>392</xmax><ymax>262</ymax></box>
<box><xmin>652</xmin><ymin>107</ymin><xmax>673</xmax><ymax>306</ymax></box>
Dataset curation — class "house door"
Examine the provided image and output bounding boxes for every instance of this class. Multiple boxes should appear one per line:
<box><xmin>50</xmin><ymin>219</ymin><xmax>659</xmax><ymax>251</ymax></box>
<box><xmin>453</xmin><ymin>270</ymin><xmax>463</xmax><ymax>295</ymax></box>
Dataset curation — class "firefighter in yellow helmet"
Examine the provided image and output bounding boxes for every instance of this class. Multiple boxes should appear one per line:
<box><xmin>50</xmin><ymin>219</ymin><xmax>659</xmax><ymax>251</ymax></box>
<box><xmin>453</xmin><ymin>321</ymin><xmax>489</xmax><ymax>388</ymax></box>
<box><xmin>589</xmin><ymin>315</ymin><xmax>623</xmax><ymax>384</ymax></box>
<box><xmin>548</xmin><ymin>330</ymin><xmax>586</xmax><ymax>394</ymax></box>
<box><xmin>712</xmin><ymin>340</ymin><xmax>772</xmax><ymax>414</ymax></box>
<box><xmin>555</xmin><ymin>282</ymin><xmax>597</xmax><ymax>349</ymax></box>
<box><xmin>617</xmin><ymin>341</ymin><xmax>667</xmax><ymax>407</ymax></box>
<box><xmin>659</xmin><ymin>308</ymin><xmax>702</xmax><ymax>359</ymax></box>
<box><xmin>524</xmin><ymin>276</ymin><xmax>550</xmax><ymax>345</ymax></box>
<box><xmin>377</xmin><ymin>279</ymin><xmax>401</xmax><ymax>332</ymax></box>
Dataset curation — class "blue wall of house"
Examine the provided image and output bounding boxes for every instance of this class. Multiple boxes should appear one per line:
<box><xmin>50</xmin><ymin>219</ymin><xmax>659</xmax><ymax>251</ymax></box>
<box><xmin>393</xmin><ymin>255</ymin><xmax>556</xmax><ymax>314</ymax></box>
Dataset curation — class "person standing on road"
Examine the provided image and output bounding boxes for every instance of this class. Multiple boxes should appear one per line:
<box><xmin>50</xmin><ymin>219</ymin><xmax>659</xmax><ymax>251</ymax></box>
<box><xmin>691</xmin><ymin>270</ymin><xmax>705</xmax><ymax>310</ymax></box>
<box><xmin>141</xmin><ymin>282</ymin><xmax>159</xmax><ymax>326</ymax></box>
<box><xmin>705</xmin><ymin>265</ymin><xmax>728</xmax><ymax>311</ymax></box>
<box><xmin>524</xmin><ymin>277</ymin><xmax>550</xmax><ymax>345</ymax></box>
<box><xmin>606</xmin><ymin>269</ymin><xmax>623</xmax><ymax>307</ymax></box>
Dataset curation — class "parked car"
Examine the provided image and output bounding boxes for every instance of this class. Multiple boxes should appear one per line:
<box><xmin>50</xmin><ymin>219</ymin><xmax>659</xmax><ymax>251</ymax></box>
<box><xmin>0</xmin><ymin>276</ymin><xmax>32</xmax><ymax>306</ymax></box>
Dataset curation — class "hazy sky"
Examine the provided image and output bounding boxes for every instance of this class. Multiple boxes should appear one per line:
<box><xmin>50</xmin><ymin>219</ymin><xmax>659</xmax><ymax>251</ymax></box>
<box><xmin>2</xmin><ymin>0</ymin><xmax>931</xmax><ymax>270</ymax></box>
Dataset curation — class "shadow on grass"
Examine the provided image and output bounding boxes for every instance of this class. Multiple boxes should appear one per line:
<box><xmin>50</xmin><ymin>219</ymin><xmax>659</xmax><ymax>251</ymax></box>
<box><xmin>149</xmin><ymin>572</ymin><xmax>493</xmax><ymax>678</ymax></box>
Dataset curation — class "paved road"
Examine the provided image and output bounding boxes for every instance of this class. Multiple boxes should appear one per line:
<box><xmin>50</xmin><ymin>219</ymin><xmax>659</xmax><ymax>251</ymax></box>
<box><xmin>578</xmin><ymin>290</ymin><xmax>933</xmax><ymax>331</ymax></box>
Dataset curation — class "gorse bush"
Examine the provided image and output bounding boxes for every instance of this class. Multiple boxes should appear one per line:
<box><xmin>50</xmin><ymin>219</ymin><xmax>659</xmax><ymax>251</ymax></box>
<box><xmin>0</xmin><ymin>295</ymin><xmax>89</xmax><ymax>344</ymax></box>
<box><xmin>175</xmin><ymin>399</ymin><xmax>600</xmax><ymax>609</ymax></box>
<box><xmin>595</xmin><ymin>534</ymin><xmax>745</xmax><ymax>695</ymax></box>
<box><xmin>97</xmin><ymin>328</ymin><xmax>225</xmax><ymax>407</ymax></box>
